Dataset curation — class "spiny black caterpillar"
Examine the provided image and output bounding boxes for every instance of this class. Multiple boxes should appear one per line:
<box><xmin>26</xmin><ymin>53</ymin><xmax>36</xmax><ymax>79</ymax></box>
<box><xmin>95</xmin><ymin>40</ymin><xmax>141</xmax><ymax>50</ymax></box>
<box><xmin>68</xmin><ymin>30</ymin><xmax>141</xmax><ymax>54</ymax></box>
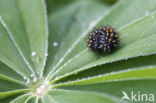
<box><xmin>87</xmin><ymin>25</ymin><xmax>120</xmax><ymax>53</ymax></box>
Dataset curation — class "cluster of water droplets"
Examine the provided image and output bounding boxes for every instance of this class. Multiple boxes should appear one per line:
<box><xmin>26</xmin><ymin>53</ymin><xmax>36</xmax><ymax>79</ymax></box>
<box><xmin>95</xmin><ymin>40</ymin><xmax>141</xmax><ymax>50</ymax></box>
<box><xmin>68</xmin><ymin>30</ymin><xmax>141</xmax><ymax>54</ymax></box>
<box><xmin>31</xmin><ymin>74</ymin><xmax>37</xmax><ymax>82</ymax></box>
<box><xmin>35</xmin><ymin>81</ymin><xmax>51</xmax><ymax>96</ymax></box>
<box><xmin>23</xmin><ymin>73</ymin><xmax>38</xmax><ymax>84</ymax></box>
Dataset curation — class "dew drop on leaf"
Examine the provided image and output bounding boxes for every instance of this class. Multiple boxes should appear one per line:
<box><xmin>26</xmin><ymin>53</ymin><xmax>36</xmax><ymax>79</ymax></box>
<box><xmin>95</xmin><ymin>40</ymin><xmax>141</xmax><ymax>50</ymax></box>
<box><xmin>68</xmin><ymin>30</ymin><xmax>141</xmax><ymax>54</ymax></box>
<box><xmin>30</xmin><ymin>73</ymin><xmax>37</xmax><ymax>82</ymax></box>
<box><xmin>35</xmin><ymin>81</ymin><xmax>49</xmax><ymax>96</ymax></box>
<box><xmin>31</xmin><ymin>51</ymin><xmax>39</xmax><ymax>62</ymax></box>
<box><xmin>24</xmin><ymin>76</ymin><xmax>30</xmax><ymax>84</ymax></box>
<box><xmin>53</xmin><ymin>42</ymin><xmax>58</xmax><ymax>47</ymax></box>
<box><xmin>30</xmin><ymin>73</ymin><xmax>35</xmax><ymax>78</ymax></box>
<box><xmin>33</xmin><ymin>76</ymin><xmax>37</xmax><ymax>82</ymax></box>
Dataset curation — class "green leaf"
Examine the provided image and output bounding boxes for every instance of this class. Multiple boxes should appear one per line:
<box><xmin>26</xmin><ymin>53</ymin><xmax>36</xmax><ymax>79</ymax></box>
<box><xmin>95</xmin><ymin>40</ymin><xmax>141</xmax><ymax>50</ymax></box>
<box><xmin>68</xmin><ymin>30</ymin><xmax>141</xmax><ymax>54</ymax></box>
<box><xmin>46</xmin><ymin>0</ymin><xmax>76</xmax><ymax>14</ymax></box>
<box><xmin>0</xmin><ymin>0</ymin><xmax>35</xmax><ymax>78</ymax></box>
<box><xmin>53</xmin><ymin>66</ymin><xmax>156</xmax><ymax>87</ymax></box>
<box><xmin>17</xmin><ymin>0</ymin><xmax>48</xmax><ymax>78</ymax></box>
<box><xmin>0</xmin><ymin>18</ymin><xmax>33</xmax><ymax>79</ymax></box>
<box><xmin>27</xmin><ymin>97</ymin><xmax>38</xmax><ymax>103</ymax></box>
<box><xmin>46</xmin><ymin>0</ymin><xmax>156</xmax><ymax>82</ymax></box>
<box><xmin>44</xmin><ymin>0</ymin><xmax>112</xmax><ymax>79</ymax></box>
<box><xmin>59</xmin><ymin>79</ymin><xmax>156</xmax><ymax>103</ymax></box>
<box><xmin>46</xmin><ymin>0</ymin><xmax>117</xmax><ymax>14</ymax></box>
<box><xmin>59</xmin><ymin>54</ymin><xmax>156</xmax><ymax>82</ymax></box>
<box><xmin>0</xmin><ymin>94</ymin><xmax>21</xmax><ymax>103</ymax></box>
<box><xmin>0</xmin><ymin>89</ymin><xmax>29</xmax><ymax>99</ymax></box>
<box><xmin>10</xmin><ymin>94</ymin><xmax>32</xmax><ymax>103</ymax></box>
<box><xmin>44</xmin><ymin>89</ymin><xmax>125</xmax><ymax>103</ymax></box>
<box><xmin>0</xmin><ymin>77</ymin><xmax>27</xmax><ymax>93</ymax></box>
<box><xmin>0</xmin><ymin>0</ymin><xmax>156</xmax><ymax>102</ymax></box>
<box><xmin>59</xmin><ymin>0</ymin><xmax>156</xmax><ymax>66</ymax></box>
<box><xmin>0</xmin><ymin>0</ymin><xmax>48</xmax><ymax>79</ymax></box>
<box><xmin>49</xmin><ymin>12</ymin><xmax>156</xmax><ymax>82</ymax></box>
<box><xmin>44</xmin><ymin>1</ymin><xmax>80</xmax><ymax>78</ymax></box>
<box><xmin>0</xmin><ymin>61</ymin><xmax>24</xmax><ymax>82</ymax></box>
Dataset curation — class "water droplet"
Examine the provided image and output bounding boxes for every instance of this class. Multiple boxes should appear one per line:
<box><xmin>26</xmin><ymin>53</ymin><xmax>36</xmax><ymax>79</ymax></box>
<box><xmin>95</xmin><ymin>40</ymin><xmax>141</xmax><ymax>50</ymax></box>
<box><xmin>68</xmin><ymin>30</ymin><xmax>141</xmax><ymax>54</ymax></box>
<box><xmin>40</xmin><ymin>85</ymin><xmax>45</xmax><ymax>89</ymax></box>
<box><xmin>36</xmin><ymin>88</ymin><xmax>42</xmax><ymax>95</ymax></box>
<box><xmin>35</xmin><ymin>81</ymin><xmax>50</xmax><ymax>96</ymax></box>
<box><xmin>33</xmin><ymin>76</ymin><xmax>37</xmax><ymax>82</ymax></box>
<box><xmin>31</xmin><ymin>52</ymin><xmax>36</xmax><ymax>56</ymax></box>
<box><xmin>30</xmin><ymin>74</ymin><xmax>37</xmax><ymax>82</ymax></box>
<box><xmin>31</xmin><ymin>51</ymin><xmax>39</xmax><ymax>62</ymax></box>
<box><xmin>30</xmin><ymin>74</ymin><xmax>35</xmax><ymax>78</ymax></box>
<box><xmin>26</xmin><ymin>79</ymin><xmax>30</xmax><ymax>84</ymax></box>
<box><xmin>53</xmin><ymin>42</ymin><xmax>58</xmax><ymax>47</ymax></box>
<box><xmin>24</xmin><ymin>76</ymin><xmax>30</xmax><ymax>84</ymax></box>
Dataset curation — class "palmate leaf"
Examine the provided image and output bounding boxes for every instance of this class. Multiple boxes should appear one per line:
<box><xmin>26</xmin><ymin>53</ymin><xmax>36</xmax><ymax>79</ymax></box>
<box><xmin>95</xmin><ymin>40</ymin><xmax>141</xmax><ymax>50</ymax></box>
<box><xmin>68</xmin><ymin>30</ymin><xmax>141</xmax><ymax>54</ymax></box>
<box><xmin>0</xmin><ymin>0</ymin><xmax>156</xmax><ymax>103</ymax></box>
<box><xmin>46</xmin><ymin>0</ymin><xmax>156</xmax><ymax>82</ymax></box>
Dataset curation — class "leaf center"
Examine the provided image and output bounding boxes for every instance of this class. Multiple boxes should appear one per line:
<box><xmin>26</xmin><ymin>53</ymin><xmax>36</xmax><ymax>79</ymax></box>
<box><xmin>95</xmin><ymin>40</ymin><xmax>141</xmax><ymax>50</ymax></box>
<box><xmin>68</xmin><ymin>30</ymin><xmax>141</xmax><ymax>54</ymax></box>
<box><xmin>32</xmin><ymin>80</ymin><xmax>51</xmax><ymax>97</ymax></box>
